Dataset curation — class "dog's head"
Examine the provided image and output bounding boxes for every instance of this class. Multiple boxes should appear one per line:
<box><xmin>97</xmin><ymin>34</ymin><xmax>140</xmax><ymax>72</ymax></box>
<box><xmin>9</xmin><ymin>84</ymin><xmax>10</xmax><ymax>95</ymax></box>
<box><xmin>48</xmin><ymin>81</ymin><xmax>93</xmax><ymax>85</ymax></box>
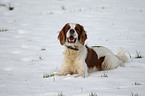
<box><xmin>58</xmin><ymin>23</ymin><xmax>87</xmax><ymax>46</ymax></box>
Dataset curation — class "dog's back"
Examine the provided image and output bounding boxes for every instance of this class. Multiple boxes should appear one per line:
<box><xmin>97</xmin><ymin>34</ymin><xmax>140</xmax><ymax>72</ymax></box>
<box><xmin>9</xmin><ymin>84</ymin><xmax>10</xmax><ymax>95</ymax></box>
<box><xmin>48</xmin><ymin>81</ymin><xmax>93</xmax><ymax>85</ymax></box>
<box><xmin>92</xmin><ymin>46</ymin><xmax>128</xmax><ymax>70</ymax></box>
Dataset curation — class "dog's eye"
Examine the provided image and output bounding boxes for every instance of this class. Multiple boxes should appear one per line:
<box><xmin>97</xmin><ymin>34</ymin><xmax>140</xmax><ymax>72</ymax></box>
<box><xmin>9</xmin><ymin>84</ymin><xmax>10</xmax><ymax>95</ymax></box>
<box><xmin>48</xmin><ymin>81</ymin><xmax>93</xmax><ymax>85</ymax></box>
<box><xmin>66</xmin><ymin>27</ymin><xmax>70</xmax><ymax>30</ymax></box>
<box><xmin>75</xmin><ymin>28</ymin><xmax>79</xmax><ymax>31</ymax></box>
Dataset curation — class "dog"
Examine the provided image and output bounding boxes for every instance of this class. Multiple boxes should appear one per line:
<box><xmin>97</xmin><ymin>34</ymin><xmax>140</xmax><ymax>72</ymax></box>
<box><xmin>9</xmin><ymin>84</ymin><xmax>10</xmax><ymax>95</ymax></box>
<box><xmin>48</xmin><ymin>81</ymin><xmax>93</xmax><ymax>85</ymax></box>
<box><xmin>58</xmin><ymin>23</ymin><xmax>128</xmax><ymax>77</ymax></box>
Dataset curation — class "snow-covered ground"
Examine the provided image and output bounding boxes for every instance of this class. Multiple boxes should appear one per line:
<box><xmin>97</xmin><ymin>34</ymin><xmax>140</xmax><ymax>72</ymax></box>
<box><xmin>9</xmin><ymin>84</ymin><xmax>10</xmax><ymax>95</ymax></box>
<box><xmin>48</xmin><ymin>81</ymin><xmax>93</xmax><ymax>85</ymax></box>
<box><xmin>0</xmin><ymin>0</ymin><xmax>145</xmax><ymax>96</ymax></box>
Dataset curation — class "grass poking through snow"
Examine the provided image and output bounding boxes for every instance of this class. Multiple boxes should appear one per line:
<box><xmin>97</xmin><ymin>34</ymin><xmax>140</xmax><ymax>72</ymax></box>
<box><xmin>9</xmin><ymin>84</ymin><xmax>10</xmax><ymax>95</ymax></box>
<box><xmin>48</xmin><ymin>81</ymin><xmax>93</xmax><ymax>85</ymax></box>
<box><xmin>134</xmin><ymin>82</ymin><xmax>141</xmax><ymax>85</ymax></box>
<box><xmin>101</xmin><ymin>73</ymin><xmax>108</xmax><ymax>77</ymax></box>
<box><xmin>43</xmin><ymin>73</ymin><xmax>55</xmax><ymax>78</ymax></box>
<box><xmin>0</xmin><ymin>29</ymin><xmax>8</xmax><ymax>32</ymax></box>
<box><xmin>89</xmin><ymin>92</ymin><xmax>98</xmax><ymax>96</ymax></box>
<box><xmin>131</xmin><ymin>92</ymin><xmax>139</xmax><ymax>96</ymax></box>
<box><xmin>135</xmin><ymin>51</ymin><xmax>143</xmax><ymax>58</ymax></box>
<box><xmin>39</xmin><ymin>56</ymin><xmax>43</xmax><ymax>61</ymax></box>
<box><xmin>41</xmin><ymin>48</ymin><xmax>46</xmax><ymax>51</ymax></box>
<box><xmin>58</xmin><ymin>92</ymin><xmax>64</xmax><ymax>96</ymax></box>
<box><xmin>128</xmin><ymin>52</ymin><xmax>132</xmax><ymax>59</ymax></box>
<box><xmin>9</xmin><ymin>3</ymin><xmax>14</xmax><ymax>11</ymax></box>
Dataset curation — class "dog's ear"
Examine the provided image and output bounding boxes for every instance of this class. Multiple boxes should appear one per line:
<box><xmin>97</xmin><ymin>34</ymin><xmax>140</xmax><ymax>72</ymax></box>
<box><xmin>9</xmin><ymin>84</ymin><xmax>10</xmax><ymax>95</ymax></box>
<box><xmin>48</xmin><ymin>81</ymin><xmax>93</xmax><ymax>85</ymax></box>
<box><xmin>58</xmin><ymin>30</ymin><xmax>65</xmax><ymax>45</ymax></box>
<box><xmin>79</xmin><ymin>24</ymin><xmax>87</xmax><ymax>45</ymax></box>
<box><xmin>58</xmin><ymin>24</ymin><xmax>68</xmax><ymax>45</ymax></box>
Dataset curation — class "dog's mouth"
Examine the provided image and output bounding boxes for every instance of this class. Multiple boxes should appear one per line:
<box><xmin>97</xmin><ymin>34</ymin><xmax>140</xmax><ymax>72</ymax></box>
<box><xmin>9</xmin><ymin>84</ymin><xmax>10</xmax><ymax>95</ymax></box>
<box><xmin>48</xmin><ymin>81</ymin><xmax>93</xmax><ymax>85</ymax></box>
<box><xmin>67</xmin><ymin>36</ymin><xmax>77</xmax><ymax>43</ymax></box>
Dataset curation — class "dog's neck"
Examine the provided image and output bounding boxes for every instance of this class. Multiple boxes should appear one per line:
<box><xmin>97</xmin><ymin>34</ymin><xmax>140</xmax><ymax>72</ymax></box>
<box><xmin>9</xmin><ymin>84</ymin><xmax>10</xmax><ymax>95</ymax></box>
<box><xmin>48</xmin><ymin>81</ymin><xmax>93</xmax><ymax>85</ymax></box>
<box><xmin>65</xmin><ymin>45</ymin><xmax>79</xmax><ymax>51</ymax></box>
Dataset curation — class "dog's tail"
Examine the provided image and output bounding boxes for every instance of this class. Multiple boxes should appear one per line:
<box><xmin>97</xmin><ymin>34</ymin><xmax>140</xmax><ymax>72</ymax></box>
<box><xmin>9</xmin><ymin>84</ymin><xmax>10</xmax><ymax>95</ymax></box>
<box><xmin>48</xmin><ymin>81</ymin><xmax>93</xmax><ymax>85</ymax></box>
<box><xmin>116</xmin><ymin>50</ymin><xmax>128</xmax><ymax>65</ymax></box>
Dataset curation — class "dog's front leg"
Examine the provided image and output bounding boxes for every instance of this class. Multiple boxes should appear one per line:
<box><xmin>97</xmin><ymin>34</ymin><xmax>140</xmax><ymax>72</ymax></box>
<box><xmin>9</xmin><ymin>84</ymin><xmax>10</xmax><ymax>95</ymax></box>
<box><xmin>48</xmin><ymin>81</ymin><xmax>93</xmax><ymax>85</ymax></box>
<box><xmin>74</xmin><ymin>61</ymin><xmax>89</xmax><ymax>77</ymax></box>
<box><xmin>60</xmin><ymin>59</ymin><xmax>71</xmax><ymax>76</ymax></box>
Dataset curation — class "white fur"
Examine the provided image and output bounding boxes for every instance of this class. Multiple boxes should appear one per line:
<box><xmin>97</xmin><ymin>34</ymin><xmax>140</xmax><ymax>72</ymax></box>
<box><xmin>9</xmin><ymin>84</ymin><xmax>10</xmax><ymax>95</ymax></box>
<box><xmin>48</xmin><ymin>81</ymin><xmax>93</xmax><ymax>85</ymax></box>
<box><xmin>60</xmin><ymin>44</ymin><xmax>89</xmax><ymax>77</ymax></box>
<box><xmin>92</xmin><ymin>46</ymin><xmax>128</xmax><ymax>70</ymax></box>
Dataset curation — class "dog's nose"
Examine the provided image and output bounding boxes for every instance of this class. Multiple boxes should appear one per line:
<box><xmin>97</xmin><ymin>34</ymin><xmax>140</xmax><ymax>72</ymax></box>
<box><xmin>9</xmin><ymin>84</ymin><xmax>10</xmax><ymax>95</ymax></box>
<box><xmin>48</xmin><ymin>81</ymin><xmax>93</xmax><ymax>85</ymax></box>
<box><xmin>70</xmin><ymin>29</ymin><xmax>75</xmax><ymax>34</ymax></box>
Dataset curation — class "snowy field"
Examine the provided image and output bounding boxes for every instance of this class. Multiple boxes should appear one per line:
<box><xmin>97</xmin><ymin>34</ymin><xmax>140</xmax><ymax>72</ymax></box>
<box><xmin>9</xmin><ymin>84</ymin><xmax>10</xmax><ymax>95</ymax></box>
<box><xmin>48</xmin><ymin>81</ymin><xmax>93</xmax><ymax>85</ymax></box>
<box><xmin>0</xmin><ymin>0</ymin><xmax>145</xmax><ymax>96</ymax></box>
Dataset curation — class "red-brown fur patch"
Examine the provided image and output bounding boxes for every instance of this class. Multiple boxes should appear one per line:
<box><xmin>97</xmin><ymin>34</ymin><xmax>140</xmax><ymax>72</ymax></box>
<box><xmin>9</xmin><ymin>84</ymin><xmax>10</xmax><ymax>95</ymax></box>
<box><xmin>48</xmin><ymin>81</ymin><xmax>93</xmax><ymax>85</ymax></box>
<box><xmin>58</xmin><ymin>24</ymin><xmax>70</xmax><ymax>45</ymax></box>
<box><xmin>75</xmin><ymin>24</ymin><xmax>87</xmax><ymax>45</ymax></box>
<box><xmin>85</xmin><ymin>46</ymin><xmax>105</xmax><ymax>71</ymax></box>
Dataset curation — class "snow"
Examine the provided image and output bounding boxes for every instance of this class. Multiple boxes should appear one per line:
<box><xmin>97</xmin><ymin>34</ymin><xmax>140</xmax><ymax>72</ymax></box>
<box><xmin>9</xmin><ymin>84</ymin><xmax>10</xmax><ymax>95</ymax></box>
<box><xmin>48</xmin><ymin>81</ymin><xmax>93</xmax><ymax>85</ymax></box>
<box><xmin>0</xmin><ymin>0</ymin><xmax>145</xmax><ymax>96</ymax></box>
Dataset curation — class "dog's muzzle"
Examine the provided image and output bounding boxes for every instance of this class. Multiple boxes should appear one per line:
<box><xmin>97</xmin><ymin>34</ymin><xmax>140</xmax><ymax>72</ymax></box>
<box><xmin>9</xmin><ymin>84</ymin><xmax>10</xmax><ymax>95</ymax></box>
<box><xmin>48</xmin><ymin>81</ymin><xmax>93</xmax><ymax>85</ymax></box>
<box><xmin>67</xmin><ymin>35</ymin><xmax>77</xmax><ymax>43</ymax></box>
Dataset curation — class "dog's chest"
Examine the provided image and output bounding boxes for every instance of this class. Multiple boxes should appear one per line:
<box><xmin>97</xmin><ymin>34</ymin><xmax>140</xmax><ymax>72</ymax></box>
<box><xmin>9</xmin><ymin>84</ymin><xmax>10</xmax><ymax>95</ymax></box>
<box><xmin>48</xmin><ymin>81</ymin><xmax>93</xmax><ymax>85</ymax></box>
<box><xmin>65</xmin><ymin>50</ymin><xmax>78</xmax><ymax>63</ymax></box>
